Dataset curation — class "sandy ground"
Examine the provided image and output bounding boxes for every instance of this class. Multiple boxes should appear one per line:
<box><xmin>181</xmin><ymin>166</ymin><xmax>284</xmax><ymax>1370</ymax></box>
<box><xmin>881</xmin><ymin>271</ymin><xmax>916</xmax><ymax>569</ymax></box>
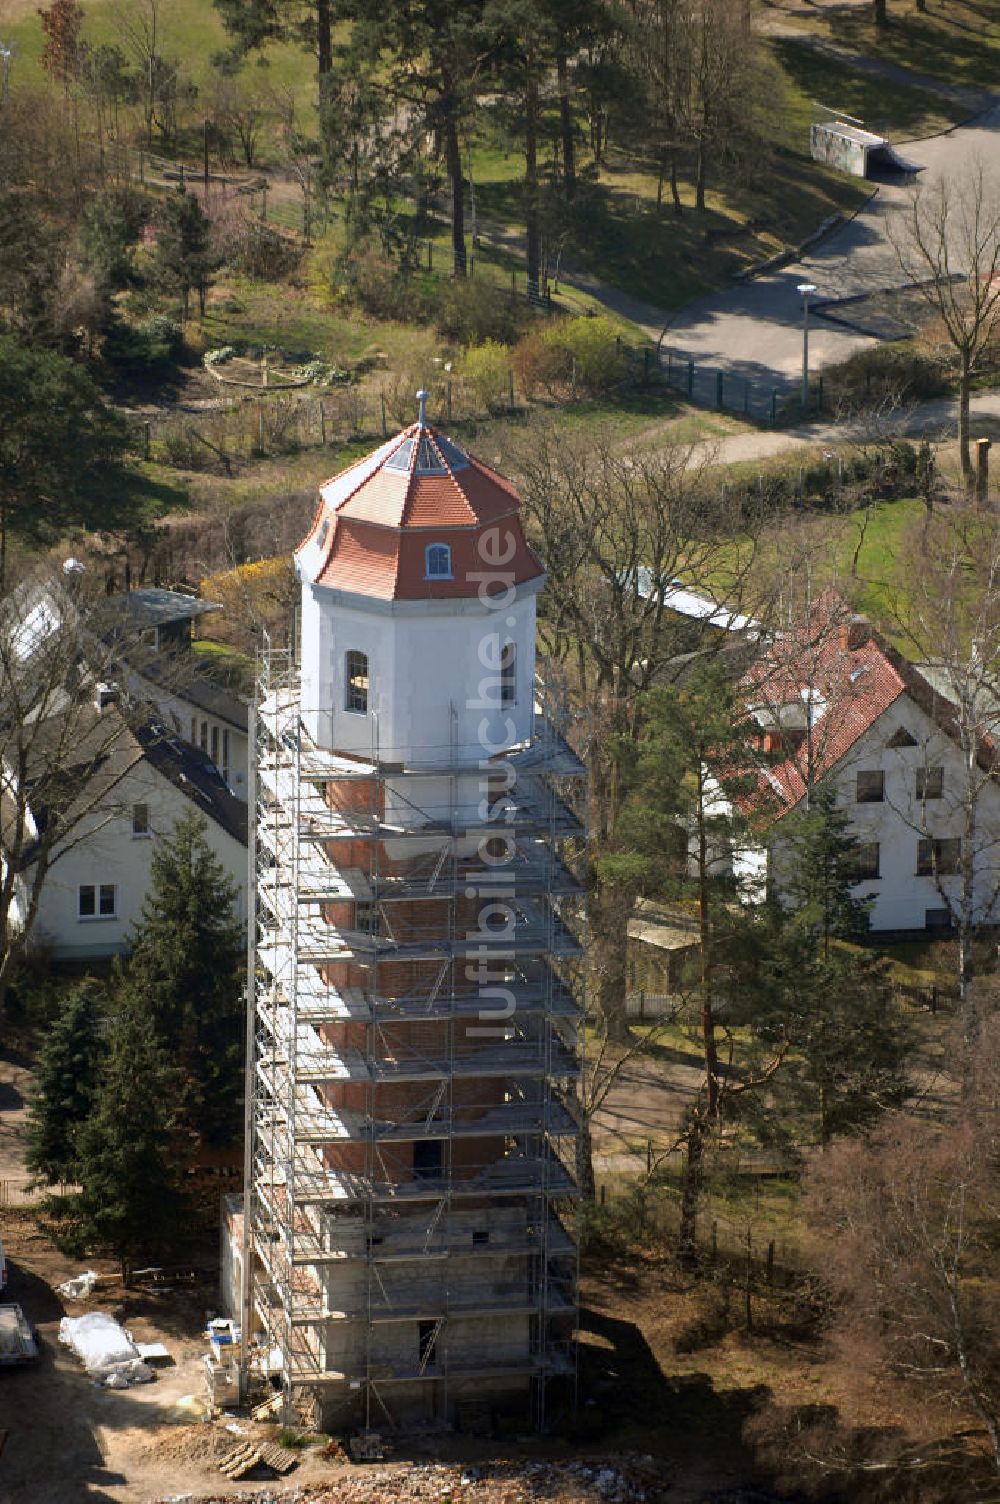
<box><xmin>0</xmin><ymin>1050</ymin><xmax>31</xmax><ymax>1201</ymax></box>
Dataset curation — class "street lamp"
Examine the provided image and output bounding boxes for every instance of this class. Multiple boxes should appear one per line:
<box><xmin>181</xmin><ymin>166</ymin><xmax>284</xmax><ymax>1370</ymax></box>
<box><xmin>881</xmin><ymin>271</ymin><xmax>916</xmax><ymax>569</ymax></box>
<box><xmin>796</xmin><ymin>282</ymin><xmax>817</xmax><ymax>413</ymax></box>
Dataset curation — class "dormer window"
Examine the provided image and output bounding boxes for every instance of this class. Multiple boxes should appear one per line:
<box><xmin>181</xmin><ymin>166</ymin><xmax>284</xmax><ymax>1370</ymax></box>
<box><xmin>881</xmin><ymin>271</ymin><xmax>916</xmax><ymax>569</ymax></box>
<box><xmin>425</xmin><ymin>543</ymin><xmax>452</xmax><ymax>579</ymax></box>
<box><xmin>345</xmin><ymin>651</ymin><xmax>369</xmax><ymax>713</ymax></box>
<box><xmin>318</xmin><ymin>519</ymin><xmax>330</xmax><ymax>548</ymax></box>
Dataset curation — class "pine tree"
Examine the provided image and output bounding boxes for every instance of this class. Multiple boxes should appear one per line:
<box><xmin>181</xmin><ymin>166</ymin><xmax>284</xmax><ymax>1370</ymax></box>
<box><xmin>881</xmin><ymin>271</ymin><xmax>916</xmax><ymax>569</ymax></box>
<box><xmin>125</xmin><ymin>811</ymin><xmax>244</xmax><ymax>1147</ymax></box>
<box><xmin>75</xmin><ymin>986</ymin><xmax>187</xmax><ymax>1284</ymax></box>
<box><xmin>775</xmin><ymin>782</ymin><xmax>873</xmax><ymax>954</ymax></box>
<box><xmin>758</xmin><ymin>784</ymin><xmax>912</xmax><ymax>1144</ymax></box>
<box><xmin>600</xmin><ymin>660</ymin><xmax>788</xmax><ymax>1254</ymax></box>
<box><xmin>149</xmin><ymin>190</ymin><xmax>217</xmax><ymax>319</ymax></box>
<box><xmin>25</xmin><ymin>981</ymin><xmax>106</xmax><ymax>1187</ymax></box>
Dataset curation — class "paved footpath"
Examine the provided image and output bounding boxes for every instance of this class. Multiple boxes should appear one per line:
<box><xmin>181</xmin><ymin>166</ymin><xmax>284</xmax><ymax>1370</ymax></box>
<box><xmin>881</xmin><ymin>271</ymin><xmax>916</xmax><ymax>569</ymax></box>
<box><xmin>695</xmin><ymin>389</ymin><xmax>1000</xmax><ymax>467</ymax></box>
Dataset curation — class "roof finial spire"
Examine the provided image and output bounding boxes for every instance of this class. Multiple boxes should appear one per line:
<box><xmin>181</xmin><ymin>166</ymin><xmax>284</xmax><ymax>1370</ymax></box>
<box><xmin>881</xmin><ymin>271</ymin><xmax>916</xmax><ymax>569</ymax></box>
<box><xmin>416</xmin><ymin>389</ymin><xmax>429</xmax><ymax>428</ymax></box>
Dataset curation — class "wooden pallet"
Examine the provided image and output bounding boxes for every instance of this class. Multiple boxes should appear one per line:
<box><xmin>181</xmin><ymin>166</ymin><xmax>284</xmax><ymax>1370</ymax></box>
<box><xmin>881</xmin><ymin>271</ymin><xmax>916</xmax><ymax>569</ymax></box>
<box><xmin>260</xmin><ymin>1444</ymin><xmax>299</xmax><ymax>1475</ymax></box>
<box><xmin>218</xmin><ymin>1440</ymin><xmax>299</xmax><ymax>1480</ymax></box>
<box><xmin>219</xmin><ymin>1442</ymin><xmax>263</xmax><ymax>1480</ymax></box>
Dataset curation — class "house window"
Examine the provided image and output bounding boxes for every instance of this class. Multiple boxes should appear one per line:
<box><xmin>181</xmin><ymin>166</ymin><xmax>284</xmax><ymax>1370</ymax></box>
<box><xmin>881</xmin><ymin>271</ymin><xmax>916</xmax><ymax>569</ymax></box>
<box><xmin>851</xmin><ymin>842</ymin><xmax>880</xmax><ymax>880</ymax></box>
<box><xmin>425</xmin><ymin>543</ymin><xmax>452</xmax><ymax>579</ymax></box>
<box><xmin>917</xmin><ymin>838</ymin><xmax>961</xmax><ymax>876</ymax></box>
<box><xmin>79</xmin><ymin>884</ymin><xmax>116</xmax><ymax>919</ymax></box>
<box><xmin>132</xmin><ymin>803</ymin><xmax>150</xmax><ymax>837</ymax></box>
<box><xmin>887</xmin><ymin>726</ymin><xmax>918</xmax><ymax>749</ymax></box>
<box><xmin>855</xmin><ymin>770</ymin><xmax>884</xmax><ymax>803</ymax></box>
<box><xmin>345</xmin><ymin>651</ymin><xmax>369</xmax><ymax>714</ymax></box>
<box><xmin>222</xmin><ymin>729</ymin><xmax>230</xmax><ymax>782</ymax></box>
<box><xmin>500</xmin><ymin>641</ymin><xmax>516</xmax><ymax>707</ymax></box>
<box><xmin>925</xmin><ymin>907</ymin><xmax>953</xmax><ymax>930</ymax></box>
<box><xmin>200</xmin><ymin>720</ymin><xmax>209</xmax><ymax>752</ymax></box>
<box><xmin>916</xmin><ymin>766</ymin><xmax>944</xmax><ymax>800</ymax></box>
<box><xmin>190</xmin><ymin>717</ymin><xmax>197</xmax><ymax>743</ymax></box>
<box><xmin>210</xmin><ymin>725</ymin><xmax>220</xmax><ymax>766</ymax></box>
<box><xmin>472</xmin><ymin>1229</ymin><xmax>490</xmax><ymax>1247</ymax></box>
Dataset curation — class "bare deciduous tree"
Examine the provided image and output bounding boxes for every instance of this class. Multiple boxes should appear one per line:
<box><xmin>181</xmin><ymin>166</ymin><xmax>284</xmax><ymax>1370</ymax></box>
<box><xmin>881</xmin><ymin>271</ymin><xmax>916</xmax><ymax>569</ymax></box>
<box><xmin>890</xmin><ymin>164</ymin><xmax>1000</xmax><ymax>487</ymax></box>
<box><xmin>880</xmin><ymin>508</ymin><xmax>1000</xmax><ymax>1072</ymax></box>
<box><xmin>512</xmin><ymin>422</ymin><xmax>761</xmax><ymax>1037</ymax></box>
<box><xmin>0</xmin><ymin>572</ymin><xmax>188</xmax><ymax>1015</ymax></box>
<box><xmin>806</xmin><ymin>1063</ymin><xmax>1000</xmax><ymax>1478</ymax></box>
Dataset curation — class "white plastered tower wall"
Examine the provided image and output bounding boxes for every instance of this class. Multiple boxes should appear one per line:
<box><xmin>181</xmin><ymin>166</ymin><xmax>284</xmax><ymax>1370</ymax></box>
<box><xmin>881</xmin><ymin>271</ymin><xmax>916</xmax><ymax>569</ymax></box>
<box><xmin>244</xmin><ymin>407</ymin><xmax>583</xmax><ymax>1431</ymax></box>
<box><xmin>299</xmin><ymin>584</ymin><xmax>540</xmax><ymax>765</ymax></box>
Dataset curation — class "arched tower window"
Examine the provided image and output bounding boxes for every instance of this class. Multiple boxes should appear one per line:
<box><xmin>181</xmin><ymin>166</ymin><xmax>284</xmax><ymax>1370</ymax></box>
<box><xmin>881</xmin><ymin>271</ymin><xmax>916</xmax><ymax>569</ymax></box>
<box><xmin>425</xmin><ymin>543</ymin><xmax>452</xmax><ymax>579</ymax></box>
<box><xmin>345</xmin><ymin>650</ymin><xmax>369</xmax><ymax>713</ymax></box>
<box><xmin>500</xmin><ymin>641</ymin><xmax>516</xmax><ymax>706</ymax></box>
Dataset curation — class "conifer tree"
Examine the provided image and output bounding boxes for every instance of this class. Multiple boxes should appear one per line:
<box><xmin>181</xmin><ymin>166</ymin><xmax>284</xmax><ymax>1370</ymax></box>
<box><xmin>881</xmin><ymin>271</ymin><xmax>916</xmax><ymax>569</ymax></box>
<box><xmin>758</xmin><ymin>783</ymin><xmax>912</xmax><ymax>1144</ymax></box>
<box><xmin>149</xmin><ymin>189</ymin><xmax>217</xmax><ymax>319</ymax></box>
<box><xmin>75</xmin><ymin>985</ymin><xmax>187</xmax><ymax>1284</ymax></box>
<box><xmin>25</xmin><ymin>981</ymin><xmax>106</xmax><ymax>1187</ymax></box>
<box><xmin>600</xmin><ymin>660</ymin><xmax>788</xmax><ymax>1253</ymax></box>
<box><xmin>126</xmin><ymin>812</ymin><xmax>244</xmax><ymax>1147</ymax></box>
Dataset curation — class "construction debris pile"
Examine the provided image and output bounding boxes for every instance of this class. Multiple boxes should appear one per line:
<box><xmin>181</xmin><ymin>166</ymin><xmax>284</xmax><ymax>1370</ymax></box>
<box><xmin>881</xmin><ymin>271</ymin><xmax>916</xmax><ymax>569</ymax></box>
<box><xmin>155</xmin><ymin>1454</ymin><xmax>672</xmax><ymax>1504</ymax></box>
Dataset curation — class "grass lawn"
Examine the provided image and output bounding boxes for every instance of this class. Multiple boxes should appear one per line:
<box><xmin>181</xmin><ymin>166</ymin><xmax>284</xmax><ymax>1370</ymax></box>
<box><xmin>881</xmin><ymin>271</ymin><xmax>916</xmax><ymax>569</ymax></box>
<box><xmin>824</xmin><ymin>0</ymin><xmax>1000</xmax><ymax>95</ymax></box>
<box><xmin>770</xmin><ymin>35</ymin><xmax>961</xmax><ymax>139</ymax></box>
<box><xmin>0</xmin><ymin>0</ymin><xmax>318</xmax><ymax>143</ymax></box>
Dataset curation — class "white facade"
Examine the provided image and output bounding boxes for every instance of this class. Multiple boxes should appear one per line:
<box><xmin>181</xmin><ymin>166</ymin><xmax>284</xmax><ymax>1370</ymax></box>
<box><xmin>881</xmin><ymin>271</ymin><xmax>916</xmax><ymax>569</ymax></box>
<box><xmin>769</xmin><ymin>693</ymin><xmax>1000</xmax><ymax>932</ymax></box>
<box><xmin>22</xmin><ymin>760</ymin><xmax>247</xmax><ymax>960</ymax></box>
<box><xmin>298</xmin><ymin>581</ymin><xmax>540</xmax><ymax>767</ymax></box>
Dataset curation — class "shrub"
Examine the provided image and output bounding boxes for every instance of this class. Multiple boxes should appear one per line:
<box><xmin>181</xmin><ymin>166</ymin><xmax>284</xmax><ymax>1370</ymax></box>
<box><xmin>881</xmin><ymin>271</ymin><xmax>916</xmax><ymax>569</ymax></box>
<box><xmin>432</xmin><ymin>277</ymin><xmax>528</xmax><ymax>345</ymax></box>
<box><xmin>825</xmin><ymin>342</ymin><xmax>950</xmax><ymax>410</ymax></box>
<box><xmin>103</xmin><ymin>315</ymin><xmax>184</xmax><ymax>379</ymax></box>
<box><xmin>512</xmin><ymin>328</ymin><xmax>572</xmax><ymax>399</ymax></box>
<box><xmin>542</xmin><ymin>314</ymin><xmax>627</xmax><ymax>394</ymax></box>
<box><xmin>223</xmin><ymin>218</ymin><xmax>301</xmax><ymax>280</ymax></box>
<box><xmin>140</xmin><ymin>314</ymin><xmax>185</xmax><ymax>358</ymax></box>
<box><xmin>461</xmin><ymin>339</ymin><xmax>511</xmax><ymax>414</ymax></box>
<box><xmin>336</xmin><ymin>242</ymin><xmax>433</xmax><ymax>324</ymax></box>
<box><xmin>200</xmin><ymin>555</ymin><xmax>296</xmax><ymax>652</ymax></box>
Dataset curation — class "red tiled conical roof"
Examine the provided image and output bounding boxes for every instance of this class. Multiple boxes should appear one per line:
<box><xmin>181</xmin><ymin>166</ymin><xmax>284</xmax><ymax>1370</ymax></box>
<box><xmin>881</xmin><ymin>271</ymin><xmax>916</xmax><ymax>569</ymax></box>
<box><xmin>295</xmin><ymin>405</ymin><xmax>544</xmax><ymax>602</ymax></box>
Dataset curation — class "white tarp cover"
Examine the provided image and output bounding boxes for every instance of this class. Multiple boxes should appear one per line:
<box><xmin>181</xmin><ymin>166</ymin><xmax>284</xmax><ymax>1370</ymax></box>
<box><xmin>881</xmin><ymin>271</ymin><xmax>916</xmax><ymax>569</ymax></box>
<box><xmin>57</xmin><ymin>1270</ymin><xmax>100</xmax><ymax>1301</ymax></box>
<box><xmin>58</xmin><ymin>1312</ymin><xmax>152</xmax><ymax>1384</ymax></box>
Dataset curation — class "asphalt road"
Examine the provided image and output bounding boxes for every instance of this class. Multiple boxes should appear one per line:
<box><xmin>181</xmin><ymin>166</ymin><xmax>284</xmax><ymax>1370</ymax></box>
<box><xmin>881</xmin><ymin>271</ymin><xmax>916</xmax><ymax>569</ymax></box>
<box><xmin>568</xmin><ymin>99</ymin><xmax>1000</xmax><ymax>406</ymax></box>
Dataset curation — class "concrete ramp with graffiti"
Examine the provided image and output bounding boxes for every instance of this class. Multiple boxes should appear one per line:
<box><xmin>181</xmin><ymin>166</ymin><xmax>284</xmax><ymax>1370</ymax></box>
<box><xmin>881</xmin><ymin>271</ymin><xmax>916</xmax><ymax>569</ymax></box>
<box><xmin>811</xmin><ymin>120</ymin><xmax>923</xmax><ymax>180</ymax></box>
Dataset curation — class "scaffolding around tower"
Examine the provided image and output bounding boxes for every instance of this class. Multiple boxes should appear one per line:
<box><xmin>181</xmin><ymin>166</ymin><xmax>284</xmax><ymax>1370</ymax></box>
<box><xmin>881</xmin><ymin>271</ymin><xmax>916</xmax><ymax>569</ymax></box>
<box><xmin>237</xmin><ymin>635</ymin><xmax>585</xmax><ymax>1432</ymax></box>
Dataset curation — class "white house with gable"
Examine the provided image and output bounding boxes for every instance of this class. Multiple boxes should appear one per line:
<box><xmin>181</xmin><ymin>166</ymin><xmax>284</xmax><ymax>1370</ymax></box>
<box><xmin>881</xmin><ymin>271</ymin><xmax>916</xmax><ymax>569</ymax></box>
<box><xmin>8</xmin><ymin>712</ymin><xmax>247</xmax><ymax>961</ymax></box>
<box><xmin>738</xmin><ymin>597</ymin><xmax>1000</xmax><ymax>933</ymax></box>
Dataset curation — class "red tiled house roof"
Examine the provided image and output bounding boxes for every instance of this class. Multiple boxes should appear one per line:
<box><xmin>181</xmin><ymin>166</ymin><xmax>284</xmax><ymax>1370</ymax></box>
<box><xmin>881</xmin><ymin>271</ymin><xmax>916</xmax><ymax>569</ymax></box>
<box><xmin>739</xmin><ymin>593</ymin><xmax>995</xmax><ymax>823</ymax></box>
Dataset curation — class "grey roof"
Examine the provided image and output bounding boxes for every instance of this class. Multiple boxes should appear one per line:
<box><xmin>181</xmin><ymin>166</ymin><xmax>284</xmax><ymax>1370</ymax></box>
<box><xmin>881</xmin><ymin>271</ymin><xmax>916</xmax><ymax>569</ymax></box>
<box><xmin>179</xmin><ymin>674</ymin><xmax>249</xmax><ymax>730</ymax></box>
<box><xmin>134</xmin><ymin>721</ymin><xmax>248</xmax><ymax>846</ymax></box>
<box><xmin>136</xmin><ymin>656</ymin><xmax>249</xmax><ymax>731</ymax></box>
<box><xmin>110</xmin><ymin>589</ymin><xmax>222</xmax><ymax>629</ymax></box>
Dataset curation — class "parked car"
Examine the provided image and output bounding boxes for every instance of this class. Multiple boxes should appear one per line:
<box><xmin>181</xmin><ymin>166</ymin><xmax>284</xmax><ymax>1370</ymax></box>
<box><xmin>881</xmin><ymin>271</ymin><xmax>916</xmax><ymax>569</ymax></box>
<box><xmin>0</xmin><ymin>1305</ymin><xmax>38</xmax><ymax>1364</ymax></box>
